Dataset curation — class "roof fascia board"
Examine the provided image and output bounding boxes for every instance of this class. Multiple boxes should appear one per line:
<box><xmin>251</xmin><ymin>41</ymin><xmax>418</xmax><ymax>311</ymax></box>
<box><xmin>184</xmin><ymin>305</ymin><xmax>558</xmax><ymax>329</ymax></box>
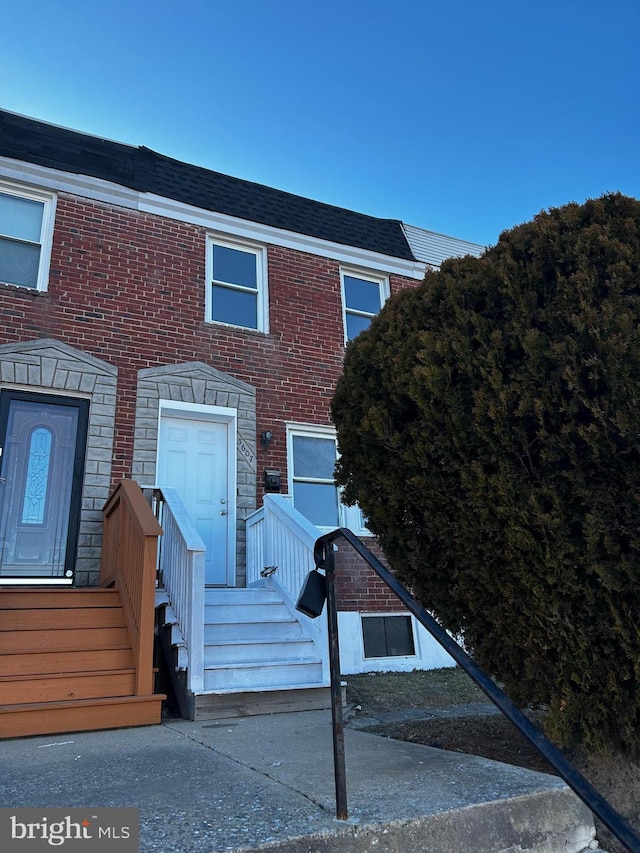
<box><xmin>0</xmin><ymin>156</ymin><xmax>140</xmax><ymax>210</ymax></box>
<box><xmin>0</xmin><ymin>156</ymin><xmax>426</xmax><ymax>280</ymax></box>
<box><xmin>140</xmin><ymin>193</ymin><xmax>426</xmax><ymax>279</ymax></box>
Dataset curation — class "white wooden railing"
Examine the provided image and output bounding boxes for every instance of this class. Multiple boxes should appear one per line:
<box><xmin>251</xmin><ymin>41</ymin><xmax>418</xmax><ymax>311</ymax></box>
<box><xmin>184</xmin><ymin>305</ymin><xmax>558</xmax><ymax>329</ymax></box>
<box><xmin>156</xmin><ymin>487</ymin><xmax>206</xmax><ymax>693</ymax></box>
<box><xmin>246</xmin><ymin>494</ymin><xmax>329</xmax><ymax>678</ymax></box>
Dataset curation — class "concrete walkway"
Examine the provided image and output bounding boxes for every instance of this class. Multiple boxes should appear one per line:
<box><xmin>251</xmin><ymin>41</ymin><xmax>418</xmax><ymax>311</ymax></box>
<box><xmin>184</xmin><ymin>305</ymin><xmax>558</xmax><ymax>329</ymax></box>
<box><xmin>0</xmin><ymin>709</ymin><xmax>596</xmax><ymax>853</ymax></box>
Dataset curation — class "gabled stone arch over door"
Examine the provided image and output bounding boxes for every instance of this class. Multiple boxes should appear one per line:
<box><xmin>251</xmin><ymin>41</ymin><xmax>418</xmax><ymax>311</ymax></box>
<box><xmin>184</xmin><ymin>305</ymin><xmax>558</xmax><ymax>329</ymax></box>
<box><xmin>0</xmin><ymin>338</ymin><xmax>117</xmax><ymax>586</ymax></box>
<box><xmin>133</xmin><ymin>363</ymin><xmax>257</xmax><ymax>586</ymax></box>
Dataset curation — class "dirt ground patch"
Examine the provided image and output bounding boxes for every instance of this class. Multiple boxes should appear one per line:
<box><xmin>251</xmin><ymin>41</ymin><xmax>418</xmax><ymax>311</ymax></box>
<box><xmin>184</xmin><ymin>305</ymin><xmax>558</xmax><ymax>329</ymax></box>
<box><xmin>345</xmin><ymin>668</ymin><xmax>640</xmax><ymax>853</ymax></box>
<box><xmin>368</xmin><ymin>713</ymin><xmax>554</xmax><ymax>775</ymax></box>
<box><xmin>345</xmin><ymin>667</ymin><xmax>485</xmax><ymax>712</ymax></box>
<box><xmin>345</xmin><ymin>669</ymin><xmax>552</xmax><ymax>771</ymax></box>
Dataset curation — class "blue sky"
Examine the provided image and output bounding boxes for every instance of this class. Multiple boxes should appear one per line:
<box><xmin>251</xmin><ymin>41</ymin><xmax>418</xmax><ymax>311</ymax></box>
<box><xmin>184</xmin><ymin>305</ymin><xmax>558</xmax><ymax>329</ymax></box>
<box><xmin>1</xmin><ymin>0</ymin><xmax>638</xmax><ymax>247</ymax></box>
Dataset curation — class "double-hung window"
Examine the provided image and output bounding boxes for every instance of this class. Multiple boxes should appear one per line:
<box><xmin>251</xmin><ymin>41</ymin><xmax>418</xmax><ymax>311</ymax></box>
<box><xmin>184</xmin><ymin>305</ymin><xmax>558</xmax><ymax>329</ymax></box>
<box><xmin>341</xmin><ymin>268</ymin><xmax>389</xmax><ymax>342</ymax></box>
<box><xmin>0</xmin><ymin>183</ymin><xmax>55</xmax><ymax>291</ymax></box>
<box><xmin>206</xmin><ymin>236</ymin><xmax>268</xmax><ymax>331</ymax></box>
<box><xmin>287</xmin><ymin>424</ymin><xmax>367</xmax><ymax>533</ymax></box>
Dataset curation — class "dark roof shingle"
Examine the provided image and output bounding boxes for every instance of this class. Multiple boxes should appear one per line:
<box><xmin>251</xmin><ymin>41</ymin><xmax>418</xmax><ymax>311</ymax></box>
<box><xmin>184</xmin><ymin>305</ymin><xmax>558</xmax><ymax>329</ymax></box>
<box><xmin>0</xmin><ymin>110</ymin><xmax>414</xmax><ymax>261</ymax></box>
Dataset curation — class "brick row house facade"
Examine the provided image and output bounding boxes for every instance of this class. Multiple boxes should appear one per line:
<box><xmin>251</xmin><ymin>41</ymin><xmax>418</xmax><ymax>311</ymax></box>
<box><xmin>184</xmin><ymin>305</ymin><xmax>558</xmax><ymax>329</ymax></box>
<box><xmin>0</xmin><ymin>109</ymin><xmax>483</xmax><ymax>732</ymax></box>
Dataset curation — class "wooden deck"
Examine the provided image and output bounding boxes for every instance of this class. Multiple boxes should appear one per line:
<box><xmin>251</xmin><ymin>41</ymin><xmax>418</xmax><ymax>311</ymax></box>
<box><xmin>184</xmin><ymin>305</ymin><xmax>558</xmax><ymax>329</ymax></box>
<box><xmin>0</xmin><ymin>481</ymin><xmax>165</xmax><ymax>739</ymax></box>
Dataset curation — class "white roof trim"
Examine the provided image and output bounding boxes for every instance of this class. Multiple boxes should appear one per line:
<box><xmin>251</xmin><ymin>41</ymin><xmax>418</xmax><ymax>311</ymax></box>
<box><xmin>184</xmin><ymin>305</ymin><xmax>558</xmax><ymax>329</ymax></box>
<box><xmin>0</xmin><ymin>156</ymin><xmax>426</xmax><ymax>280</ymax></box>
<box><xmin>141</xmin><ymin>193</ymin><xmax>425</xmax><ymax>279</ymax></box>
<box><xmin>0</xmin><ymin>156</ymin><xmax>140</xmax><ymax>209</ymax></box>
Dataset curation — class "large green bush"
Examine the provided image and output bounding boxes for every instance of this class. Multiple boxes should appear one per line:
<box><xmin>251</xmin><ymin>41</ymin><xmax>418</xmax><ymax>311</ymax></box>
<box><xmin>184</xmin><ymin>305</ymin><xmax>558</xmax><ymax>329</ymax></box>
<box><xmin>332</xmin><ymin>193</ymin><xmax>640</xmax><ymax>754</ymax></box>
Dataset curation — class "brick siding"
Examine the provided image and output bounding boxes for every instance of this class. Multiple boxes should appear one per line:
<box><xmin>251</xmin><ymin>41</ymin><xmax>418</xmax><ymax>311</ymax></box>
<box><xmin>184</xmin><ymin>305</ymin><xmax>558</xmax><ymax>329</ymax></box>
<box><xmin>334</xmin><ymin>538</ymin><xmax>410</xmax><ymax>613</ymax></box>
<box><xmin>0</xmin><ymin>193</ymin><xmax>416</xmax><ymax>492</ymax></box>
<box><xmin>0</xmin><ymin>191</ymin><xmax>418</xmax><ymax>593</ymax></box>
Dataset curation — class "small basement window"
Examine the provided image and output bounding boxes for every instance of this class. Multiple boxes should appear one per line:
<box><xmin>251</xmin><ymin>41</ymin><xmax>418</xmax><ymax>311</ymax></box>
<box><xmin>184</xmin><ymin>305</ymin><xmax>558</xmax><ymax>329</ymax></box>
<box><xmin>362</xmin><ymin>614</ymin><xmax>415</xmax><ymax>658</ymax></box>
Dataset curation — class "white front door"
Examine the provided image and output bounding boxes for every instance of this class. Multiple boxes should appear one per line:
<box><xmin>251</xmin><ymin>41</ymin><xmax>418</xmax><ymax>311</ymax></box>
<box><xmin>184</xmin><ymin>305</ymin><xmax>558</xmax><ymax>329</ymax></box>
<box><xmin>157</xmin><ymin>415</ymin><xmax>232</xmax><ymax>586</ymax></box>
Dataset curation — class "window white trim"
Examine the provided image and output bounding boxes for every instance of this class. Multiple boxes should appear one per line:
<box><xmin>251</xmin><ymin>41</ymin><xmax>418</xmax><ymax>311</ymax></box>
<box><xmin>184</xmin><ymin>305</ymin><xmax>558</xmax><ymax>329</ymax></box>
<box><xmin>360</xmin><ymin>612</ymin><xmax>418</xmax><ymax>660</ymax></box>
<box><xmin>340</xmin><ymin>267</ymin><xmax>389</xmax><ymax>343</ymax></box>
<box><xmin>205</xmin><ymin>233</ymin><xmax>269</xmax><ymax>333</ymax></box>
<box><xmin>286</xmin><ymin>422</ymin><xmax>368</xmax><ymax>535</ymax></box>
<box><xmin>0</xmin><ymin>179</ymin><xmax>56</xmax><ymax>292</ymax></box>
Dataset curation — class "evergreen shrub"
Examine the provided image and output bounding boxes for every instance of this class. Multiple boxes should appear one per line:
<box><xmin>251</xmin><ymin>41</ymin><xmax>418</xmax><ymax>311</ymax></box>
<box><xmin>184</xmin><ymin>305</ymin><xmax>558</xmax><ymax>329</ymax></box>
<box><xmin>332</xmin><ymin>193</ymin><xmax>640</xmax><ymax>753</ymax></box>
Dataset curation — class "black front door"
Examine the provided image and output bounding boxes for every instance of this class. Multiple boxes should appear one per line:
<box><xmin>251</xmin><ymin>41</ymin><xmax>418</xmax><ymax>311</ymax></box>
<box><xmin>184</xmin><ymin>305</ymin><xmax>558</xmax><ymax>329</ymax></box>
<box><xmin>0</xmin><ymin>390</ymin><xmax>88</xmax><ymax>584</ymax></box>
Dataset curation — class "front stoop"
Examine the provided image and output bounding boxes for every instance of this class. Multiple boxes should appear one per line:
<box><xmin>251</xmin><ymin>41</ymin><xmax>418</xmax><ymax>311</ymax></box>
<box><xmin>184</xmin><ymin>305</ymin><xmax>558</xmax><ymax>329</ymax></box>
<box><xmin>0</xmin><ymin>588</ymin><xmax>164</xmax><ymax>739</ymax></box>
<box><xmin>158</xmin><ymin>586</ymin><xmax>331</xmax><ymax>720</ymax></box>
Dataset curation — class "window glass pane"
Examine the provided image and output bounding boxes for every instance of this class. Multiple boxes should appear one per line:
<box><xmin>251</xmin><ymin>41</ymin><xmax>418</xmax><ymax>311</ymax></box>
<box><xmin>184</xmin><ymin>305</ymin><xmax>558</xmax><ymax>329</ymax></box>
<box><xmin>385</xmin><ymin>615</ymin><xmax>415</xmax><ymax>656</ymax></box>
<box><xmin>346</xmin><ymin>312</ymin><xmax>372</xmax><ymax>340</ymax></box>
<box><xmin>22</xmin><ymin>428</ymin><xmax>53</xmax><ymax>524</ymax></box>
<box><xmin>212</xmin><ymin>244</ymin><xmax>257</xmax><ymax>289</ymax></box>
<box><xmin>211</xmin><ymin>284</ymin><xmax>258</xmax><ymax>328</ymax></box>
<box><xmin>0</xmin><ymin>237</ymin><xmax>40</xmax><ymax>288</ymax></box>
<box><xmin>293</xmin><ymin>435</ymin><xmax>336</xmax><ymax>479</ymax></box>
<box><xmin>0</xmin><ymin>192</ymin><xmax>43</xmax><ymax>242</ymax></box>
<box><xmin>362</xmin><ymin>617</ymin><xmax>387</xmax><ymax>658</ymax></box>
<box><xmin>344</xmin><ymin>275</ymin><xmax>381</xmax><ymax>313</ymax></box>
<box><xmin>342</xmin><ymin>503</ymin><xmax>367</xmax><ymax>533</ymax></box>
<box><xmin>293</xmin><ymin>482</ymin><xmax>339</xmax><ymax>527</ymax></box>
<box><xmin>363</xmin><ymin>616</ymin><xmax>415</xmax><ymax>658</ymax></box>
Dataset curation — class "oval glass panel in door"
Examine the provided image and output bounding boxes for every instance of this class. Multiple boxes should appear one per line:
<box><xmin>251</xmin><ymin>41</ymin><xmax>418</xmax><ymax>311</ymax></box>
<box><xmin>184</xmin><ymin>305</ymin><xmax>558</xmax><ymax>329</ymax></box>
<box><xmin>21</xmin><ymin>427</ymin><xmax>53</xmax><ymax>524</ymax></box>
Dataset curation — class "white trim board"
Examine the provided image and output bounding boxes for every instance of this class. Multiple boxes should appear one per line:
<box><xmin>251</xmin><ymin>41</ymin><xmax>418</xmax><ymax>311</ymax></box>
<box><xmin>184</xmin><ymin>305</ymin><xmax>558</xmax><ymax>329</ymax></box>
<box><xmin>0</xmin><ymin>156</ymin><xmax>427</xmax><ymax>280</ymax></box>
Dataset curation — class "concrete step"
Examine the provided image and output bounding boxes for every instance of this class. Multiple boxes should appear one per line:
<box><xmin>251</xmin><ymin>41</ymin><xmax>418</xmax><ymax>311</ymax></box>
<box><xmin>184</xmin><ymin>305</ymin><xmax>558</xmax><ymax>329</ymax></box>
<box><xmin>204</xmin><ymin>588</ymin><xmax>282</xmax><ymax>605</ymax></box>
<box><xmin>203</xmin><ymin>659</ymin><xmax>324</xmax><ymax>691</ymax></box>
<box><xmin>204</xmin><ymin>637</ymin><xmax>318</xmax><ymax>666</ymax></box>
<box><xmin>205</xmin><ymin>601</ymin><xmax>292</xmax><ymax>622</ymax></box>
<box><xmin>205</xmin><ymin>617</ymin><xmax>305</xmax><ymax>643</ymax></box>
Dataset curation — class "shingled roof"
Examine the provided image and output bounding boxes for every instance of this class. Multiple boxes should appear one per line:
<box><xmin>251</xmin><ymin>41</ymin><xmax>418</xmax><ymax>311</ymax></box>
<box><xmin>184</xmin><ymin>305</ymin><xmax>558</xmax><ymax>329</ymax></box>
<box><xmin>0</xmin><ymin>109</ymin><xmax>415</xmax><ymax>261</ymax></box>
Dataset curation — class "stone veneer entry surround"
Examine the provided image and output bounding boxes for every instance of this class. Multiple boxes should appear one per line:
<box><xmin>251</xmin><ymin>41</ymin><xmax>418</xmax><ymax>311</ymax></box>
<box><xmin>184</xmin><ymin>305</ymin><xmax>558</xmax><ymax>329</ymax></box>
<box><xmin>132</xmin><ymin>362</ymin><xmax>257</xmax><ymax>586</ymax></box>
<box><xmin>0</xmin><ymin>338</ymin><xmax>117</xmax><ymax>586</ymax></box>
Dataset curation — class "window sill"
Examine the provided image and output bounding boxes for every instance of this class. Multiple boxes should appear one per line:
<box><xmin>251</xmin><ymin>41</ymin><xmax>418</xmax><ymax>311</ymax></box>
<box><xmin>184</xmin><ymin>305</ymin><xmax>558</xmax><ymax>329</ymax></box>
<box><xmin>0</xmin><ymin>280</ymin><xmax>49</xmax><ymax>295</ymax></box>
<box><xmin>204</xmin><ymin>318</ymin><xmax>270</xmax><ymax>336</ymax></box>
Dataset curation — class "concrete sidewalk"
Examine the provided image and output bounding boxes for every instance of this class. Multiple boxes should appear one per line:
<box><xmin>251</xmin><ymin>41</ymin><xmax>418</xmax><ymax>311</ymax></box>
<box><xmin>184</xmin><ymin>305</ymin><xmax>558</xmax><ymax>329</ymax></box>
<box><xmin>0</xmin><ymin>709</ymin><xmax>596</xmax><ymax>852</ymax></box>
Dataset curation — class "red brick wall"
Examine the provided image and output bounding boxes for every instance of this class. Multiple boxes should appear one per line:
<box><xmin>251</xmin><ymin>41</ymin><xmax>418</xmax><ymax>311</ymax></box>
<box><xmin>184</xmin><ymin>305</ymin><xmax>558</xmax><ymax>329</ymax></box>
<box><xmin>0</xmin><ymin>193</ymin><xmax>417</xmax><ymax>493</ymax></box>
<box><xmin>334</xmin><ymin>538</ymin><xmax>410</xmax><ymax>613</ymax></box>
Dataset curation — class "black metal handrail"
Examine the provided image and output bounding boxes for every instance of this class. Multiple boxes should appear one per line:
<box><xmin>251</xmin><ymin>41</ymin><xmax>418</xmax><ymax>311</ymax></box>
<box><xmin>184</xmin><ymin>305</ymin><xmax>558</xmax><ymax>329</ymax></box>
<box><xmin>313</xmin><ymin>527</ymin><xmax>640</xmax><ymax>853</ymax></box>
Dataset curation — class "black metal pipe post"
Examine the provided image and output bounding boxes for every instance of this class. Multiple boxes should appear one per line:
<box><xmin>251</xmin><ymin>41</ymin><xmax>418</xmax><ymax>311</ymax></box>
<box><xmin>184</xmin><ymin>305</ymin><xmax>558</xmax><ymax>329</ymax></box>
<box><xmin>324</xmin><ymin>543</ymin><xmax>348</xmax><ymax>820</ymax></box>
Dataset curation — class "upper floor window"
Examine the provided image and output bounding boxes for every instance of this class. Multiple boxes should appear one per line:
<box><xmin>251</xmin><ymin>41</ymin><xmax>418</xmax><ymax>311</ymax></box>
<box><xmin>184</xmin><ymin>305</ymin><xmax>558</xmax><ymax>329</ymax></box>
<box><xmin>0</xmin><ymin>183</ymin><xmax>56</xmax><ymax>291</ymax></box>
<box><xmin>341</xmin><ymin>268</ymin><xmax>389</xmax><ymax>342</ymax></box>
<box><xmin>206</xmin><ymin>236</ymin><xmax>268</xmax><ymax>332</ymax></box>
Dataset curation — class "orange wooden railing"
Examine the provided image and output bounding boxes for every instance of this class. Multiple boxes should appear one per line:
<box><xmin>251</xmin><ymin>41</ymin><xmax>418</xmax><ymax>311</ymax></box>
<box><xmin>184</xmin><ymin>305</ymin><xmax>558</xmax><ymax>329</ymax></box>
<box><xmin>100</xmin><ymin>480</ymin><xmax>163</xmax><ymax>696</ymax></box>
